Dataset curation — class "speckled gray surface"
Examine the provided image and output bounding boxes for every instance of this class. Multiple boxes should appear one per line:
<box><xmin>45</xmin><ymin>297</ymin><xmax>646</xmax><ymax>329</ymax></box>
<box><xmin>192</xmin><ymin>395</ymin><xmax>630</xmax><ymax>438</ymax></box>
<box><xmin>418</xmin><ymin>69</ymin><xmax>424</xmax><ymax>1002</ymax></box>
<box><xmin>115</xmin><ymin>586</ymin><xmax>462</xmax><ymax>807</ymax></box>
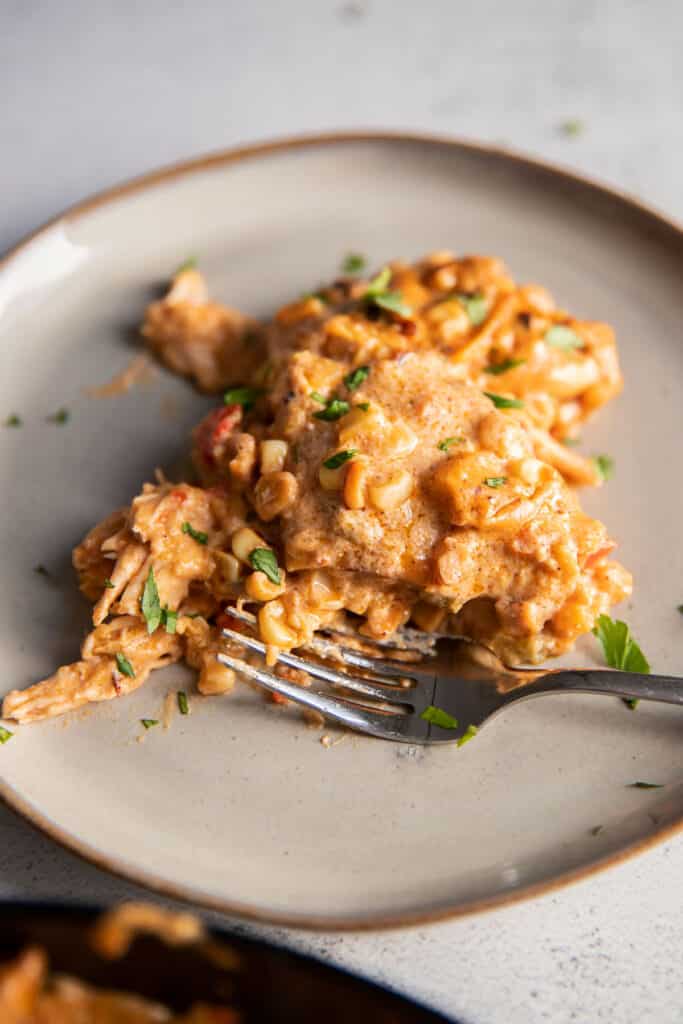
<box><xmin>1</xmin><ymin>2</ymin><xmax>682</xmax><ymax>1021</ymax></box>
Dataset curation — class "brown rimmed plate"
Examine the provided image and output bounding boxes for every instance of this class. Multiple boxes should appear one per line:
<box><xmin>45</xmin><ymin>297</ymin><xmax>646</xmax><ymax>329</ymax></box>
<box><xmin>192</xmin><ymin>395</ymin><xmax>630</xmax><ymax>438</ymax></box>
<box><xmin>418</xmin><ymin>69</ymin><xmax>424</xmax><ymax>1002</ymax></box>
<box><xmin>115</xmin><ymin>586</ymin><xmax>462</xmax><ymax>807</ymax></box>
<box><xmin>0</xmin><ymin>133</ymin><xmax>681</xmax><ymax>930</ymax></box>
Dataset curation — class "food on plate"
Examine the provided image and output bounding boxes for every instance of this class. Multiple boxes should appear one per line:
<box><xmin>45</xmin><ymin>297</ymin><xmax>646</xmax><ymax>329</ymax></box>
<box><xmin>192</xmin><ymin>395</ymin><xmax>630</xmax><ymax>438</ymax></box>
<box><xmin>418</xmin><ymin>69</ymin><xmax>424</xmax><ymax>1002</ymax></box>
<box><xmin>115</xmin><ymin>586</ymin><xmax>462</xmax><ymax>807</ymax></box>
<box><xmin>0</xmin><ymin>905</ymin><xmax>238</xmax><ymax>1023</ymax></box>
<box><xmin>1</xmin><ymin>253</ymin><xmax>631</xmax><ymax>726</ymax></box>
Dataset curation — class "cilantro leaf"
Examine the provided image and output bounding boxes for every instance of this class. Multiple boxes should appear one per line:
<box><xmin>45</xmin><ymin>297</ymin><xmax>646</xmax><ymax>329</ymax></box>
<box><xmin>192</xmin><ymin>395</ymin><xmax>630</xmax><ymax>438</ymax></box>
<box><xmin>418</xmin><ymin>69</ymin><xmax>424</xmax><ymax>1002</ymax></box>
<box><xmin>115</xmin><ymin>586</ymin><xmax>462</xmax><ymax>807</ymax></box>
<box><xmin>485</xmin><ymin>358</ymin><xmax>526</xmax><ymax>375</ymax></box>
<box><xmin>544</xmin><ymin>325</ymin><xmax>585</xmax><ymax>350</ymax></box>
<box><xmin>5</xmin><ymin>414</ymin><xmax>21</xmax><ymax>427</ymax></box>
<box><xmin>104</xmin><ymin>578</ymin><xmax>115</xmax><ymax>589</ymax></box>
<box><xmin>0</xmin><ymin>725</ymin><xmax>13</xmax><ymax>744</ymax></box>
<box><xmin>342</xmin><ymin>252</ymin><xmax>366</xmax><ymax>274</ymax></box>
<box><xmin>457</xmin><ymin>724</ymin><xmax>478</xmax><ymax>747</ymax></box>
<box><xmin>141</xmin><ymin>718</ymin><xmax>159</xmax><ymax>729</ymax></box>
<box><xmin>484</xmin><ymin>392</ymin><xmax>524</xmax><ymax>410</ymax></box>
<box><xmin>484</xmin><ymin>477</ymin><xmax>507</xmax><ymax>488</ymax></box>
<box><xmin>223</xmin><ymin>387</ymin><xmax>261</xmax><ymax>410</ymax></box>
<box><xmin>162</xmin><ymin>607</ymin><xmax>178</xmax><ymax>634</ymax></box>
<box><xmin>373</xmin><ymin>291</ymin><xmax>413</xmax><ymax>316</ymax></box>
<box><xmin>592</xmin><ymin>454</ymin><xmax>614</xmax><ymax>482</ymax></box>
<box><xmin>344</xmin><ymin>366</ymin><xmax>370</xmax><ymax>391</ymax></box>
<box><xmin>310</xmin><ymin>391</ymin><xmax>327</xmax><ymax>405</ymax></box>
<box><xmin>457</xmin><ymin>293</ymin><xmax>488</xmax><ymax>326</ymax></box>
<box><xmin>182</xmin><ymin>522</ymin><xmax>208</xmax><ymax>545</ymax></box>
<box><xmin>314</xmin><ymin>398</ymin><xmax>350</xmax><ymax>421</ymax></box>
<box><xmin>115</xmin><ymin>652</ymin><xmax>135</xmax><ymax>678</ymax></box>
<box><xmin>249</xmin><ymin>547</ymin><xmax>281</xmax><ymax>584</ymax></box>
<box><xmin>323</xmin><ymin>449</ymin><xmax>357</xmax><ymax>470</ymax></box>
<box><xmin>365</xmin><ymin>267</ymin><xmax>392</xmax><ymax>297</ymax></box>
<box><xmin>141</xmin><ymin>566</ymin><xmax>162</xmax><ymax>634</ymax></box>
<box><xmin>438</xmin><ymin>436</ymin><xmax>464</xmax><ymax>452</ymax></box>
<box><xmin>176</xmin><ymin>257</ymin><xmax>197</xmax><ymax>273</ymax></box>
<box><xmin>177</xmin><ymin>691</ymin><xmax>189</xmax><ymax>715</ymax></box>
<box><xmin>592</xmin><ymin>614</ymin><xmax>650</xmax><ymax>674</ymax></box>
<box><xmin>47</xmin><ymin>408</ymin><xmax>70</xmax><ymax>425</ymax></box>
<box><xmin>420</xmin><ymin>705</ymin><xmax>459</xmax><ymax>729</ymax></box>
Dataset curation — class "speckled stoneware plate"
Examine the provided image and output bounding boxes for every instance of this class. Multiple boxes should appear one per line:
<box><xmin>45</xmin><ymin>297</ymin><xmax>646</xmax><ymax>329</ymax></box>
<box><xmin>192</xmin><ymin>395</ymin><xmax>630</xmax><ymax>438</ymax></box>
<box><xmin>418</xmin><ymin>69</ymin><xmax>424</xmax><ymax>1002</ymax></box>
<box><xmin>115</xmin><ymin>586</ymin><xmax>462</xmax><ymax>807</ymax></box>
<box><xmin>1</xmin><ymin>134</ymin><xmax>681</xmax><ymax>930</ymax></box>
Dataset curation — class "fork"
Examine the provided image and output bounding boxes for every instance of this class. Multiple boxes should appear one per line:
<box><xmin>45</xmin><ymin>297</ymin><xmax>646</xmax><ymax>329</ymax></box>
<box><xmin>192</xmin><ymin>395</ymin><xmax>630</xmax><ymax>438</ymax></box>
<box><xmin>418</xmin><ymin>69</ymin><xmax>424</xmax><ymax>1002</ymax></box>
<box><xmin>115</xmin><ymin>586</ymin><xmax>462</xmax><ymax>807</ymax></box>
<box><xmin>217</xmin><ymin>611</ymin><xmax>683</xmax><ymax>744</ymax></box>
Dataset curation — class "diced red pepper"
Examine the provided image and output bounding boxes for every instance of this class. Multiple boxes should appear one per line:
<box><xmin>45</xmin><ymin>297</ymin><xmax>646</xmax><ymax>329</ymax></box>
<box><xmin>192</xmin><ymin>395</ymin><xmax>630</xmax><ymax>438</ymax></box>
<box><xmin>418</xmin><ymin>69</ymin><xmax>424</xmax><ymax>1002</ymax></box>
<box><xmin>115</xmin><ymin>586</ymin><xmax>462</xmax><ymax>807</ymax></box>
<box><xmin>195</xmin><ymin>404</ymin><xmax>242</xmax><ymax>467</ymax></box>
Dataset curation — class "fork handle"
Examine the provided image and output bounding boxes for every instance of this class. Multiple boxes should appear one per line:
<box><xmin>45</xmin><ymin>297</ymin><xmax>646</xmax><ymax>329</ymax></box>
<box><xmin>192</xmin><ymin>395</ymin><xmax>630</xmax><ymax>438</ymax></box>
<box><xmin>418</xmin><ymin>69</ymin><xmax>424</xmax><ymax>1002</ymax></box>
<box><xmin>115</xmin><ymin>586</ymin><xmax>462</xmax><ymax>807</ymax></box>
<box><xmin>511</xmin><ymin>669</ymin><xmax>683</xmax><ymax>706</ymax></box>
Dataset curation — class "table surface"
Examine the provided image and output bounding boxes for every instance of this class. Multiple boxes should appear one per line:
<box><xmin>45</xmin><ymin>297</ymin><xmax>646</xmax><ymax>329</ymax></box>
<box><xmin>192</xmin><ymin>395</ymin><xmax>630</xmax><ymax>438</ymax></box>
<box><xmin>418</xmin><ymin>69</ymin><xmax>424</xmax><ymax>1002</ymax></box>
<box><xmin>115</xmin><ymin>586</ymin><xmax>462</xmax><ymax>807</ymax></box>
<box><xmin>1</xmin><ymin>2</ymin><xmax>682</xmax><ymax>1022</ymax></box>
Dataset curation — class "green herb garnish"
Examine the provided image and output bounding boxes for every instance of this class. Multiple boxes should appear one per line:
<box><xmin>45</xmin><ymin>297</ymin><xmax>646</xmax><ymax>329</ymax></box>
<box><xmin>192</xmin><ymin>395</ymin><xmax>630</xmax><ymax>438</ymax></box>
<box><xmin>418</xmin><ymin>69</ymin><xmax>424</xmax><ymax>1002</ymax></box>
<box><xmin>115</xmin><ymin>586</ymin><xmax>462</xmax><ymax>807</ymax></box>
<box><xmin>562</xmin><ymin>437</ymin><xmax>581</xmax><ymax>447</ymax></box>
<box><xmin>484</xmin><ymin>477</ymin><xmax>507</xmax><ymax>488</ymax></box>
<box><xmin>485</xmin><ymin>358</ymin><xmax>525</xmax><ymax>375</ymax></box>
<box><xmin>115</xmin><ymin>652</ymin><xmax>135</xmax><ymax>678</ymax></box>
<box><xmin>0</xmin><ymin>726</ymin><xmax>13</xmax><ymax>744</ymax></box>
<box><xmin>342</xmin><ymin>252</ymin><xmax>366</xmax><ymax>274</ymax></box>
<box><xmin>344</xmin><ymin>366</ymin><xmax>370</xmax><ymax>391</ymax></box>
<box><xmin>592</xmin><ymin>614</ymin><xmax>650</xmax><ymax>674</ymax></box>
<box><xmin>249</xmin><ymin>548</ymin><xmax>281</xmax><ymax>584</ymax></box>
<box><xmin>5</xmin><ymin>414</ymin><xmax>21</xmax><ymax>427</ymax></box>
<box><xmin>624</xmin><ymin>699</ymin><xmax>639</xmax><ymax>711</ymax></box>
<box><xmin>420</xmin><ymin>705</ymin><xmax>459</xmax><ymax>729</ymax></box>
<box><xmin>561</xmin><ymin>119</ymin><xmax>584</xmax><ymax>137</ymax></box>
<box><xmin>544</xmin><ymin>325</ymin><xmax>585</xmax><ymax>350</ymax></box>
<box><xmin>141</xmin><ymin>718</ymin><xmax>159</xmax><ymax>729</ymax></box>
<box><xmin>314</xmin><ymin>398</ymin><xmax>350</xmax><ymax>421</ymax></box>
<box><xmin>223</xmin><ymin>387</ymin><xmax>261</xmax><ymax>410</ymax></box>
<box><xmin>678</xmin><ymin>605</ymin><xmax>683</xmax><ymax>615</ymax></box>
<box><xmin>176</xmin><ymin>256</ymin><xmax>197</xmax><ymax>273</ymax></box>
<box><xmin>141</xmin><ymin>566</ymin><xmax>162</xmax><ymax>634</ymax></box>
<box><xmin>177</xmin><ymin>691</ymin><xmax>189</xmax><ymax>715</ymax></box>
<box><xmin>364</xmin><ymin>267</ymin><xmax>412</xmax><ymax>317</ymax></box>
<box><xmin>310</xmin><ymin>391</ymin><xmax>327</xmax><ymax>405</ymax></box>
<box><xmin>33</xmin><ymin>565</ymin><xmax>50</xmax><ymax>578</ymax></box>
<box><xmin>457</xmin><ymin>724</ymin><xmax>478</xmax><ymax>747</ymax></box>
<box><xmin>162</xmin><ymin>608</ymin><xmax>178</xmax><ymax>634</ymax></box>
<box><xmin>182</xmin><ymin>522</ymin><xmax>208</xmax><ymax>545</ymax></box>
<box><xmin>457</xmin><ymin>292</ymin><xmax>488</xmax><ymax>326</ymax></box>
<box><xmin>629</xmin><ymin>782</ymin><xmax>663</xmax><ymax>789</ymax></box>
<box><xmin>592</xmin><ymin>454</ymin><xmax>614</xmax><ymax>482</ymax></box>
<box><xmin>437</xmin><ymin>436</ymin><xmax>463</xmax><ymax>452</ymax></box>
<box><xmin>323</xmin><ymin>449</ymin><xmax>358</xmax><ymax>470</ymax></box>
<box><xmin>104</xmin><ymin>578</ymin><xmax>115</xmax><ymax>589</ymax></box>
<box><xmin>355</xmin><ymin>402</ymin><xmax>370</xmax><ymax>412</ymax></box>
<box><xmin>47</xmin><ymin>408</ymin><xmax>70</xmax><ymax>425</ymax></box>
<box><xmin>484</xmin><ymin>392</ymin><xmax>524</xmax><ymax>410</ymax></box>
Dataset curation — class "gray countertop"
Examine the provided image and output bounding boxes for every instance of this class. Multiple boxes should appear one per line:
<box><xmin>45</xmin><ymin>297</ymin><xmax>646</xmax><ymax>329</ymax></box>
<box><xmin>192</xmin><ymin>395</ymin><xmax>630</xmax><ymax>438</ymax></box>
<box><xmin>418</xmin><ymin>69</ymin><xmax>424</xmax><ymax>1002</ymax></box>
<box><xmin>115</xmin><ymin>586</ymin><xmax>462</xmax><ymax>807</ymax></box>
<box><xmin>1</xmin><ymin>2</ymin><xmax>681</xmax><ymax>1021</ymax></box>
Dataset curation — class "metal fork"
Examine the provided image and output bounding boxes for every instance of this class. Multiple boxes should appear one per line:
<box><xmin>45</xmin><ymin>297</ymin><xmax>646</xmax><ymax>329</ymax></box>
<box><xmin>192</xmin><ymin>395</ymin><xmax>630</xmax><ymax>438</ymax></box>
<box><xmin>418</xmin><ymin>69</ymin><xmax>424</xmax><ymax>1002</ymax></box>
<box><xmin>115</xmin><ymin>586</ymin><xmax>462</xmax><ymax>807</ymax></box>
<box><xmin>217</xmin><ymin>611</ymin><xmax>683</xmax><ymax>744</ymax></box>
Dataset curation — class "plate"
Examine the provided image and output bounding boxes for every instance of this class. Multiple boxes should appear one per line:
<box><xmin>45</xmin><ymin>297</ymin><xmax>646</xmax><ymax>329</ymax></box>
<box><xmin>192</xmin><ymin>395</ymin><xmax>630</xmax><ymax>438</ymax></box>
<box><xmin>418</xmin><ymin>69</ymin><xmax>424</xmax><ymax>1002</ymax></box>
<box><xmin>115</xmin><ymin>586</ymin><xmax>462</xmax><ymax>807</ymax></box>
<box><xmin>0</xmin><ymin>133</ymin><xmax>681</xmax><ymax>929</ymax></box>
<box><xmin>0</xmin><ymin>902</ymin><xmax>451</xmax><ymax>1021</ymax></box>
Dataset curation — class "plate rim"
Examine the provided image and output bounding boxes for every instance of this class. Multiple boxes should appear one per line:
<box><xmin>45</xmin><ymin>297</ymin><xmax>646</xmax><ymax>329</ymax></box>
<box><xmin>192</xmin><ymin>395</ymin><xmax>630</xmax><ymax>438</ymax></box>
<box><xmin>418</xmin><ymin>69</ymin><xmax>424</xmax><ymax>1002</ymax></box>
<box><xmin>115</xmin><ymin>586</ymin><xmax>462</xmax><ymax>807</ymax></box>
<box><xmin>1</xmin><ymin>129</ymin><xmax>682</xmax><ymax>932</ymax></box>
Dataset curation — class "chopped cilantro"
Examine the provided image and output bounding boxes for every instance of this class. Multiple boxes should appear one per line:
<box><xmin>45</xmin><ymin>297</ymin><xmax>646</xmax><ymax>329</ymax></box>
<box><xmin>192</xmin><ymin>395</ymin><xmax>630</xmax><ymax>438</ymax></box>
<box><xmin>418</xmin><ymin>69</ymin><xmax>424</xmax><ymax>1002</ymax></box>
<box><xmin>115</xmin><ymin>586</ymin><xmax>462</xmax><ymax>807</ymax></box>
<box><xmin>162</xmin><ymin>608</ymin><xmax>178</xmax><ymax>634</ymax></box>
<box><xmin>47</xmin><ymin>408</ymin><xmax>70</xmax><ymax>425</ymax></box>
<box><xmin>344</xmin><ymin>365</ymin><xmax>370</xmax><ymax>391</ymax></box>
<box><xmin>365</xmin><ymin>267</ymin><xmax>392</xmax><ymax>297</ymax></box>
<box><xmin>629</xmin><ymin>782</ymin><xmax>663</xmax><ymax>789</ymax></box>
<box><xmin>562</xmin><ymin>437</ymin><xmax>581</xmax><ymax>447</ymax></box>
<box><xmin>0</xmin><ymin>725</ymin><xmax>13</xmax><ymax>744</ymax></box>
<box><xmin>182</xmin><ymin>522</ymin><xmax>208</xmax><ymax>545</ymax></box>
<box><xmin>115</xmin><ymin>652</ymin><xmax>135</xmax><ymax>678</ymax></box>
<box><xmin>5</xmin><ymin>414</ymin><xmax>21</xmax><ymax>427</ymax></box>
<box><xmin>420</xmin><ymin>705</ymin><xmax>459</xmax><ymax>729</ymax></box>
<box><xmin>561</xmin><ymin>119</ymin><xmax>584</xmax><ymax>137</ymax></box>
<box><xmin>592</xmin><ymin>614</ymin><xmax>650</xmax><ymax>674</ymax></box>
<box><xmin>678</xmin><ymin>605</ymin><xmax>683</xmax><ymax>615</ymax></box>
<box><xmin>544</xmin><ymin>325</ymin><xmax>585</xmax><ymax>350</ymax></box>
<box><xmin>457</xmin><ymin>724</ymin><xmax>478</xmax><ymax>747</ymax></box>
<box><xmin>438</xmin><ymin>436</ymin><xmax>463</xmax><ymax>452</ymax></box>
<box><xmin>342</xmin><ymin>252</ymin><xmax>366</xmax><ymax>274</ymax></box>
<box><xmin>590</xmin><ymin>824</ymin><xmax>603</xmax><ymax>836</ymax></box>
<box><xmin>355</xmin><ymin>402</ymin><xmax>370</xmax><ymax>412</ymax></box>
<box><xmin>33</xmin><ymin>565</ymin><xmax>50</xmax><ymax>578</ymax></box>
<box><xmin>485</xmin><ymin>358</ymin><xmax>526</xmax><ymax>375</ymax></box>
<box><xmin>323</xmin><ymin>449</ymin><xmax>357</xmax><ymax>470</ymax></box>
<box><xmin>177</xmin><ymin>691</ymin><xmax>189</xmax><ymax>715</ymax></box>
<box><xmin>176</xmin><ymin>256</ymin><xmax>197</xmax><ymax>273</ymax></box>
<box><xmin>249</xmin><ymin>547</ymin><xmax>281</xmax><ymax>584</ymax></box>
<box><xmin>141</xmin><ymin>566</ymin><xmax>162</xmax><ymax>634</ymax></box>
<box><xmin>223</xmin><ymin>387</ymin><xmax>261</xmax><ymax>410</ymax></box>
<box><xmin>104</xmin><ymin>578</ymin><xmax>115</xmax><ymax>589</ymax></box>
<box><xmin>314</xmin><ymin>398</ymin><xmax>350</xmax><ymax>421</ymax></box>
<box><xmin>484</xmin><ymin>392</ymin><xmax>524</xmax><ymax>410</ymax></box>
<box><xmin>310</xmin><ymin>391</ymin><xmax>327</xmax><ymax>405</ymax></box>
<box><xmin>457</xmin><ymin>292</ymin><xmax>488</xmax><ymax>326</ymax></box>
<box><xmin>592</xmin><ymin>454</ymin><xmax>614</xmax><ymax>482</ymax></box>
<box><xmin>141</xmin><ymin>718</ymin><xmax>159</xmax><ymax>729</ymax></box>
<box><xmin>484</xmin><ymin>477</ymin><xmax>507</xmax><ymax>488</ymax></box>
<box><xmin>364</xmin><ymin>266</ymin><xmax>412</xmax><ymax>317</ymax></box>
<box><xmin>624</xmin><ymin>699</ymin><xmax>639</xmax><ymax>711</ymax></box>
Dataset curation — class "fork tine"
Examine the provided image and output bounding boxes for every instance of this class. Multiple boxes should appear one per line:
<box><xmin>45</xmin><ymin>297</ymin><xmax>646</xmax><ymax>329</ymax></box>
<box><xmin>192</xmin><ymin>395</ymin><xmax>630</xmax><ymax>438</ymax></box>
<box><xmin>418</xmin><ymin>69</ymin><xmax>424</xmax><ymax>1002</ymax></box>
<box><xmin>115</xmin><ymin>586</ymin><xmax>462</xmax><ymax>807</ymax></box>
<box><xmin>216</xmin><ymin>650</ymin><xmax>406</xmax><ymax>737</ymax></box>
<box><xmin>221</xmin><ymin>626</ymin><xmax>415</xmax><ymax>706</ymax></box>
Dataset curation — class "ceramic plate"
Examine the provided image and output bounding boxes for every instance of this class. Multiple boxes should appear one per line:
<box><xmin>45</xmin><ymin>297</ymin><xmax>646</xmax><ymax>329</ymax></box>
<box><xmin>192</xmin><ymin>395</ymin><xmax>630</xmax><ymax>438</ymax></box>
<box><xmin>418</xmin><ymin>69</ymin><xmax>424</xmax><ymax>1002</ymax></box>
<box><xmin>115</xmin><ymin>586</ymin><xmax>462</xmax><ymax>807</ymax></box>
<box><xmin>0</xmin><ymin>134</ymin><xmax>681</xmax><ymax>929</ymax></box>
